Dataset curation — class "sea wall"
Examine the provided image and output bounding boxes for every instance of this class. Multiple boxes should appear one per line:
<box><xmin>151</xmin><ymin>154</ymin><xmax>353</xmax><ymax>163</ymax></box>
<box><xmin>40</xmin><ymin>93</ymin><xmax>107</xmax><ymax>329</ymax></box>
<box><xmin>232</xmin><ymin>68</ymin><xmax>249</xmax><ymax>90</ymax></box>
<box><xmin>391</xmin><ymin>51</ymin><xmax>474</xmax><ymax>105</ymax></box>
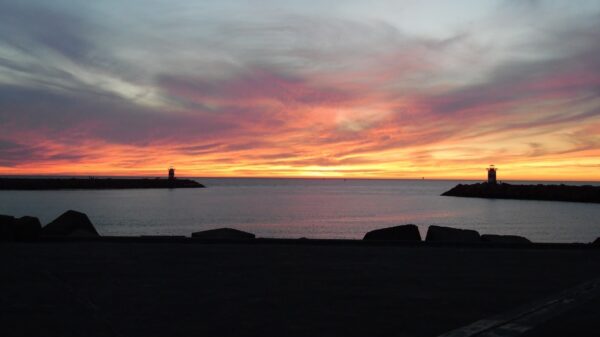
<box><xmin>0</xmin><ymin>178</ymin><xmax>204</xmax><ymax>190</ymax></box>
<box><xmin>442</xmin><ymin>182</ymin><xmax>600</xmax><ymax>203</ymax></box>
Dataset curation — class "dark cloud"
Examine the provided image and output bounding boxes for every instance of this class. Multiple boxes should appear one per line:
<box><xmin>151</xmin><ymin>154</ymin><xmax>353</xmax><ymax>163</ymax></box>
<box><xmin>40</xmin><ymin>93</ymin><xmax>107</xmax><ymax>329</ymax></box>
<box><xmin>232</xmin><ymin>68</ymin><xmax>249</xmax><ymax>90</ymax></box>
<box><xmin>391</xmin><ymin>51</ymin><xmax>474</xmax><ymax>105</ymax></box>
<box><xmin>0</xmin><ymin>140</ymin><xmax>39</xmax><ymax>166</ymax></box>
<box><xmin>427</xmin><ymin>46</ymin><xmax>600</xmax><ymax>116</ymax></box>
<box><xmin>0</xmin><ymin>1</ymin><xmax>95</xmax><ymax>62</ymax></box>
<box><xmin>0</xmin><ymin>84</ymin><xmax>237</xmax><ymax>145</ymax></box>
<box><xmin>0</xmin><ymin>139</ymin><xmax>88</xmax><ymax>166</ymax></box>
<box><xmin>158</xmin><ymin>67</ymin><xmax>354</xmax><ymax>108</ymax></box>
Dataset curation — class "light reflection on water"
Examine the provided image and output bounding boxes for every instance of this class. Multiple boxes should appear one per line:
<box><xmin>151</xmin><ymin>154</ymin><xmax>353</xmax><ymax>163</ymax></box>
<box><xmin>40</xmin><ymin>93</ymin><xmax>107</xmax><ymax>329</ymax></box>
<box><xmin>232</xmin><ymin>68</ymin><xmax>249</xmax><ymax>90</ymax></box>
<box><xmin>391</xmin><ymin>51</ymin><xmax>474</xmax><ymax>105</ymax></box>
<box><xmin>0</xmin><ymin>178</ymin><xmax>599</xmax><ymax>242</ymax></box>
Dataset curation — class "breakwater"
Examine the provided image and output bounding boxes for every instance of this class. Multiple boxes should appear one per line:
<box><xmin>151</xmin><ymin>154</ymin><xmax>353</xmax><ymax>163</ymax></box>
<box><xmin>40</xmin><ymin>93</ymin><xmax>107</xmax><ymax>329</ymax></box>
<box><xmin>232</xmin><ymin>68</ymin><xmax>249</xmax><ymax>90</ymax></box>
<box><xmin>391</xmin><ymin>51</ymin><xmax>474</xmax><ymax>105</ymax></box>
<box><xmin>442</xmin><ymin>182</ymin><xmax>600</xmax><ymax>203</ymax></box>
<box><xmin>0</xmin><ymin>177</ymin><xmax>204</xmax><ymax>190</ymax></box>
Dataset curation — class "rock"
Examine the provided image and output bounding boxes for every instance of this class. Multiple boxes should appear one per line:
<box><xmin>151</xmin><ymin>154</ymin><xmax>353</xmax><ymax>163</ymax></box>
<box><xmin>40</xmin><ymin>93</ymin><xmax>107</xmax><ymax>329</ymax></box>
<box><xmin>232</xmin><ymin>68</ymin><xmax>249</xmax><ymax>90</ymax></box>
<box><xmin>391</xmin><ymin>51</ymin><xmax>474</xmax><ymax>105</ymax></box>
<box><xmin>12</xmin><ymin>216</ymin><xmax>42</xmax><ymax>240</ymax></box>
<box><xmin>593</xmin><ymin>237</ymin><xmax>600</xmax><ymax>246</ymax></box>
<box><xmin>68</xmin><ymin>229</ymin><xmax>100</xmax><ymax>238</ymax></box>
<box><xmin>481</xmin><ymin>234</ymin><xmax>531</xmax><ymax>244</ymax></box>
<box><xmin>192</xmin><ymin>228</ymin><xmax>255</xmax><ymax>240</ymax></box>
<box><xmin>42</xmin><ymin>210</ymin><xmax>99</xmax><ymax>237</ymax></box>
<box><xmin>363</xmin><ymin>224</ymin><xmax>421</xmax><ymax>241</ymax></box>
<box><xmin>0</xmin><ymin>214</ymin><xmax>16</xmax><ymax>241</ymax></box>
<box><xmin>425</xmin><ymin>225</ymin><xmax>480</xmax><ymax>243</ymax></box>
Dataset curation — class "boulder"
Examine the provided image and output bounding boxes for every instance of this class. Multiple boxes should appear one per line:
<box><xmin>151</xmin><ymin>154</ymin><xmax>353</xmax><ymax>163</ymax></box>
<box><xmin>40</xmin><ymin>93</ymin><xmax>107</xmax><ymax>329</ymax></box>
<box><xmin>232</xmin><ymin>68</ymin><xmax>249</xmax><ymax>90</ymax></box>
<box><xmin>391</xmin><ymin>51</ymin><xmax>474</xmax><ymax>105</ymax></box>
<box><xmin>593</xmin><ymin>237</ymin><xmax>600</xmax><ymax>246</ymax></box>
<box><xmin>12</xmin><ymin>216</ymin><xmax>42</xmax><ymax>240</ymax></box>
<box><xmin>481</xmin><ymin>234</ymin><xmax>531</xmax><ymax>244</ymax></box>
<box><xmin>192</xmin><ymin>228</ymin><xmax>255</xmax><ymax>240</ymax></box>
<box><xmin>425</xmin><ymin>225</ymin><xmax>480</xmax><ymax>243</ymax></box>
<box><xmin>68</xmin><ymin>228</ymin><xmax>100</xmax><ymax>238</ymax></box>
<box><xmin>363</xmin><ymin>224</ymin><xmax>421</xmax><ymax>241</ymax></box>
<box><xmin>0</xmin><ymin>214</ymin><xmax>16</xmax><ymax>241</ymax></box>
<box><xmin>42</xmin><ymin>210</ymin><xmax>99</xmax><ymax>237</ymax></box>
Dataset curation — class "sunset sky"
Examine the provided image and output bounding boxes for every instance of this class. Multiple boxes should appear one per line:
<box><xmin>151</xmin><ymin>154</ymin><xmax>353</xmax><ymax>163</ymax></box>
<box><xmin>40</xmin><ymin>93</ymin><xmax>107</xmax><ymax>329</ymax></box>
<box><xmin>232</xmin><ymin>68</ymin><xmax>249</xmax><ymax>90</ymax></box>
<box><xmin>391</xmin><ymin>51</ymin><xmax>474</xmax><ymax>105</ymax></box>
<box><xmin>1</xmin><ymin>0</ymin><xmax>599</xmax><ymax>180</ymax></box>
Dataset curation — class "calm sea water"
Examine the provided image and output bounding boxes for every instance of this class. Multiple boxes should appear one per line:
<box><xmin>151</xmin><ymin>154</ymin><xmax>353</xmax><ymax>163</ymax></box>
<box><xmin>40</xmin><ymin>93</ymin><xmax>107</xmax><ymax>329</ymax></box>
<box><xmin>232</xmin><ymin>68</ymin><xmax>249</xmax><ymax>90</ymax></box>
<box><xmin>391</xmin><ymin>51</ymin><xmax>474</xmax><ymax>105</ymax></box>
<box><xmin>1</xmin><ymin>178</ymin><xmax>599</xmax><ymax>243</ymax></box>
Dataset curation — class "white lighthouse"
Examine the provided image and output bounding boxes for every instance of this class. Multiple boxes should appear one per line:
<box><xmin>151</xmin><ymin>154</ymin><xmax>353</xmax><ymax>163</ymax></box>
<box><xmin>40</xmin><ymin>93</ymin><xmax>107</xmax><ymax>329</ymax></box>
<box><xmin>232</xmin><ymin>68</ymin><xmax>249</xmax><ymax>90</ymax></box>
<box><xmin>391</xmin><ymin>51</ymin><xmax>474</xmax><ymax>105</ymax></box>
<box><xmin>487</xmin><ymin>165</ymin><xmax>497</xmax><ymax>184</ymax></box>
<box><xmin>168</xmin><ymin>167</ymin><xmax>175</xmax><ymax>180</ymax></box>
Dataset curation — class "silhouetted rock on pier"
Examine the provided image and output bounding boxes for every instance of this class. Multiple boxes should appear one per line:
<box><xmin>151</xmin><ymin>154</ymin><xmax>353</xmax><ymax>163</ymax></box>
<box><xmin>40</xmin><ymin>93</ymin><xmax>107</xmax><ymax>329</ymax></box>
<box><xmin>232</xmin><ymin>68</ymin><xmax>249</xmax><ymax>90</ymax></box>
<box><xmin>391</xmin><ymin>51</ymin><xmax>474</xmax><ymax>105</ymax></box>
<box><xmin>192</xmin><ymin>228</ymin><xmax>256</xmax><ymax>240</ymax></box>
<box><xmin>0</xmin><ymin>215</ymin><xmax>16</xmax><ymax>241</ymax></box>
<box><xmin>425</xmin><ymin>225</ymin><xmax>480</xmax><ymax>243</ymax></box>
<box><xmin>13</xmin><ymin>216</ymin><xmax>42</xmax><ymax>240</ymax></box>
<box><xmin>442</xmin><ymin>182</ymin><xmax>600</xmax><ymax>203</ymax></box>
<box><xmin>0</xmin><ymin>215</ymin><xmax>42</xmax><ymax>241</ymax></box>
<box><xmin>481</xmin><ymin>234</ymin><xmax>531</xmax><ymax>244</ymax></box>
<box><xmin>0</xmin><ymin>177</ymin><xmax>204</xmax><ymax>190</ymax></box>
<box><xmin>41</xmin><ymin>210</ymin><xmax>99</xmax><ymax>237</ymax></box>
<box><xmin>363</xmin><ymin>224</ymin><xmax>421</xmax><ymax>241</ymax></box>
<box><xmin>361</xmin><ymin>224</ymin><xmax>536</xmax><ymax>244</ymax></box>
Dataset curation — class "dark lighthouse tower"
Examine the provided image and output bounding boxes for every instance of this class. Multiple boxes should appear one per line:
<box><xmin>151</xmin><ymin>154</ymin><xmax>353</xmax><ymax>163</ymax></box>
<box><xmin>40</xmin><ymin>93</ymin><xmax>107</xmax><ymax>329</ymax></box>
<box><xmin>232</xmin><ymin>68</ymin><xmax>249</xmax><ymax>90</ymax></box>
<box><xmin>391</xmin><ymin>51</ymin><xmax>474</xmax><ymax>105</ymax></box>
<box><xmin>487</xmin><ymin>165</ymin><xmax>497</xmax><ymax>184</ymax></box>
<box><xmin>168</xmin><ymin>167</ymin><xmax>175</xmax><ymax>180</ymax></box>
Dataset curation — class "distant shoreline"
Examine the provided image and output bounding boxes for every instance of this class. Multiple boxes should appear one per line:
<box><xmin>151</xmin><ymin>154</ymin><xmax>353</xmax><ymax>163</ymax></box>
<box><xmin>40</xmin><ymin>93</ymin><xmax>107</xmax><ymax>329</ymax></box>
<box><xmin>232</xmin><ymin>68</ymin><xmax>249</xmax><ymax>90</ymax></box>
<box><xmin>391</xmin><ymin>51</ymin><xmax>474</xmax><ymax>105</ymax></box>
<box><xmin>0</xmin><ymin>177</ymin><xmax>205</xmax><ymax>190</ymax></box>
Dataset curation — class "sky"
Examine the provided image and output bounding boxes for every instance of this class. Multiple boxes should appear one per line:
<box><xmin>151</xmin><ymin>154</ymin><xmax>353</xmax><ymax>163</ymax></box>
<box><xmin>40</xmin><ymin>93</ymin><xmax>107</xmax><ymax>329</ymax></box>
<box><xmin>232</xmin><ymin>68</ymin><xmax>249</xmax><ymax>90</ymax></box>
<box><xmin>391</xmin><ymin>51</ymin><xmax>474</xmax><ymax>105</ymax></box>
<box><xmin>1</xmin><ymin>0</ymin><xmax>600</xmax><ymax>180</ymax></box>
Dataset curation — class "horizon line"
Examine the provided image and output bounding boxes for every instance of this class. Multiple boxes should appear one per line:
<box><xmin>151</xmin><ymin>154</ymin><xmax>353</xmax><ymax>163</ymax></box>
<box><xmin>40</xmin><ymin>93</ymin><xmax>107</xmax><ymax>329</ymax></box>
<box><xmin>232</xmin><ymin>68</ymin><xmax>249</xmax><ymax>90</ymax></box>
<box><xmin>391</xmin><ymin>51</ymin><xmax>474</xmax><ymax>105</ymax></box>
<box><xmin>1</xmin><ymin>174</ymin><xmax>599</xmax><ymax>183</ymax></box>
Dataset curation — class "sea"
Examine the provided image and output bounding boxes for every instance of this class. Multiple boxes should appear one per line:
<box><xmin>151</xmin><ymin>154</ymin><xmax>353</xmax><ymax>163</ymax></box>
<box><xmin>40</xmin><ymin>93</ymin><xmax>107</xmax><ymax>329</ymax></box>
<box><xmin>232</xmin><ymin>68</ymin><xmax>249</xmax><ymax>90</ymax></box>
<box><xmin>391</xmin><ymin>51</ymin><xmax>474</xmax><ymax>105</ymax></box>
<box><xmin>1</xmin><ymin>178</ymin><xmax>599</xmax><ymax>243</ymax></box>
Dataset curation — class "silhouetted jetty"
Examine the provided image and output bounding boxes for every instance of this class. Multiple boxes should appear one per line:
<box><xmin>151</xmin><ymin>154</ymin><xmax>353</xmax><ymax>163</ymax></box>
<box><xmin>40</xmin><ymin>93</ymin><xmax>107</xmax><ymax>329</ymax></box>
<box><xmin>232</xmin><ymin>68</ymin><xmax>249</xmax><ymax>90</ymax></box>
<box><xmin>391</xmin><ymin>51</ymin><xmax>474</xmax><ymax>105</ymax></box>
<box><xmin>442</xmin><ymin>182</ymin><xmax>600</xmax><ymax>203</ymax></box>
<box><xmin>0</xmin><ymin>167</ymin><xmax>204</xmax><ymax>190</ymax></box>
<box><xmin>0</xmin><ymin>177</ymin><xmax>204</xmax><ymax>190</ymax></box>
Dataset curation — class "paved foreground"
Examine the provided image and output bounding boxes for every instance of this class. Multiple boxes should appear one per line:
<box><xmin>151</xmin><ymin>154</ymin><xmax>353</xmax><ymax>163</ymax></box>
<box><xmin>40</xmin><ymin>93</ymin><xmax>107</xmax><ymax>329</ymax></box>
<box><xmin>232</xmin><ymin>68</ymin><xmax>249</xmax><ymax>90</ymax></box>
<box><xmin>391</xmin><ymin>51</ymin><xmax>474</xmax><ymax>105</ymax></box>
<box><xmin>1</xmin><ymin>242</ymin><xmax>599</xmax><ymax>337</ymax></box>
